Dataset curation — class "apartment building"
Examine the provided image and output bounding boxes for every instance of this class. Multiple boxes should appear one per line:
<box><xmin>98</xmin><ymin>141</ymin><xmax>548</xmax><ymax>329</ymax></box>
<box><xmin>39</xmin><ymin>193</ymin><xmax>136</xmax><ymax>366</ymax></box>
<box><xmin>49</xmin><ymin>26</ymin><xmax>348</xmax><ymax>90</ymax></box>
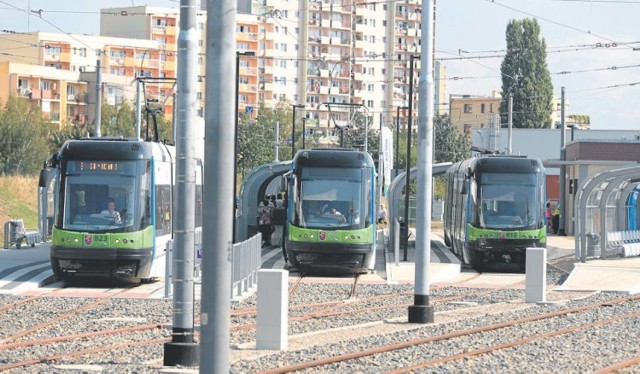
<box><xmin>102</xmin><ymin>2</ymin><xmax>440</xmax><ymax>138</ymax></box>
<box><xmin>0</xmin><ymin>32</ymin><xmax>162</xmax><ymax>129</ymax></box>
<box><xmin>450</xmin><ymin>92</ymin><xmax>576</xmax><ymax>134</ymax></box>
<box><xmin>449</xmin><ymin>92</ymin><xmax>501</xmax><ymax>134</ymax></box>
<box><xmin>0</xmin><ymin>3</ymin><xmax>445</xmax><ymax>140</ymax></box>
<box><xmin>0</xmin><ymin>61</ymin><xmax>88</xmax><ymax>128</ymax></box>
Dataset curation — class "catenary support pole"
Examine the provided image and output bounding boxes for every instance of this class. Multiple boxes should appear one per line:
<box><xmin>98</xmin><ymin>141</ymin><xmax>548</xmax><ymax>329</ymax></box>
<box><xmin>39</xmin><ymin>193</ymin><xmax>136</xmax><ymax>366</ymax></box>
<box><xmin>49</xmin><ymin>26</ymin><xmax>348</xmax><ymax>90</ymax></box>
<box><xmin>200</xmin><ymin>0</ymin><xmax>235</xmax><ymax>372</ymax></box>
<box><xmin>164</xmin><ymin>0</ymin><xmax>199</xmax><ymax>366</ymax></box>
<box><xmin>558</xmin><ymin>86</ymin><xmax>567</xmax><ymax>235</ymax></box>
<box><xmin>94</xmin><ymin>59</ymin><xmax>101</xmax><ymax>137</ymax></box>
<box><xmin>135</xmin><ymin>78</ymin><xmax>142</xmax><ymax>139</ymax></box>
<box><xmin>395</xmin><ymin>106</ymin><xmax>400</xmax><ymax>170</ymax></box>
<box><xmin>274</xmin><ymin>121</ymin><xmax>280</xmax><ymax>161</ymax></box>
<box><xmin>408</xmin><ymin>0</ymin><xmax>435</xmax><ymax>324</ymax></box>
<box><xmin>403</xmin><ymin>55</ymin><xmax>416</xmax><ymax>261</ymax></box>
<box><xmin>507</xmin><ymin>93</ymin><xmax>513</xmax><ymax>154</ymax></box>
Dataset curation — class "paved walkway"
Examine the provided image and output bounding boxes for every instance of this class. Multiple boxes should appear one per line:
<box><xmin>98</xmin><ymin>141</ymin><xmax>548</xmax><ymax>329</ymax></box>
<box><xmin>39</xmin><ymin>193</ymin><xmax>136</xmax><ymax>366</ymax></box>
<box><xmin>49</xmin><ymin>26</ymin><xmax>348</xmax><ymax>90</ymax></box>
<box><xmin>385</xmin><ymin>228</ymin><xmax>640</xmax><ymax>294</ymax></box>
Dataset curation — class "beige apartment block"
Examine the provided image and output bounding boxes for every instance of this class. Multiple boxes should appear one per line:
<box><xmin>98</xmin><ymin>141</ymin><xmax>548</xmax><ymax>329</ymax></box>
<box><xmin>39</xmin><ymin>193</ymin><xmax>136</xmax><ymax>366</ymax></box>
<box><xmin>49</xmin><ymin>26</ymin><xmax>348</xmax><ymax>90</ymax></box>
<box><xmin>449</xmin><ymin>93</ymin><xmax>501</xmax><ymax>134</ymax></box>
<box><xmin>0</xmin><ymin>32</ymin><xmax>163</xmax><ymax>126</ymax></box>
<box><xmin>0</xmin><ymin>62</ymin><xmax>87</xmax><ymax>129</ymax></box>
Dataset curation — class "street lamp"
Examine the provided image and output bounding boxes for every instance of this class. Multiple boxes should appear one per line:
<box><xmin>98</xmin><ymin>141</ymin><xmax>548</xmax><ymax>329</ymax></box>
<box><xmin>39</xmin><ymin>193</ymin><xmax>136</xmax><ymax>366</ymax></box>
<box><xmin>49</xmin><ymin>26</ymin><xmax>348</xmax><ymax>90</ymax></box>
<box><xmin>403</xmin><ymin>54</ymin><xmax>418</xmax><ymax>260</ymax></box>
<box><xmin>291</xmin><ymin>104</ymin><xmax>305</xmax><ymax>157</ymax></box>
<box><xmin>234</xmin><ymin>50</ymin><xmax>255</xmax><ymax>243</ymax></box>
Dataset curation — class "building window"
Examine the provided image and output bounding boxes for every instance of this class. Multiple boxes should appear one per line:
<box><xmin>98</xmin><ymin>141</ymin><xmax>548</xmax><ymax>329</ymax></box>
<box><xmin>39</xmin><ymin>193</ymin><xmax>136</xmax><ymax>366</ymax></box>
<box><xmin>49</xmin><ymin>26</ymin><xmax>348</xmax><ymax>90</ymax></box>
<box><xmin>464</xmin><ymin>104</ymin><xmax>472</xmax><ymax>114</ymax></box>
<box><xmin>481</xmin><ymin>103</ymin><xmax>485</xmax><ymax>113</ymax></box>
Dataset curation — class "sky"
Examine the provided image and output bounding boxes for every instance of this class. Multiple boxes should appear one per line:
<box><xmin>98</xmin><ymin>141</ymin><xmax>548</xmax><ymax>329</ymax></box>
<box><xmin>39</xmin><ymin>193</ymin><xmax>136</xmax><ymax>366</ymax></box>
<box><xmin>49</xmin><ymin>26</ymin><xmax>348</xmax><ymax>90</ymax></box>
<box><xmin>0</xmin><ymin>0</ymin><xmax>639</xmax><ymax>130</ymax></box>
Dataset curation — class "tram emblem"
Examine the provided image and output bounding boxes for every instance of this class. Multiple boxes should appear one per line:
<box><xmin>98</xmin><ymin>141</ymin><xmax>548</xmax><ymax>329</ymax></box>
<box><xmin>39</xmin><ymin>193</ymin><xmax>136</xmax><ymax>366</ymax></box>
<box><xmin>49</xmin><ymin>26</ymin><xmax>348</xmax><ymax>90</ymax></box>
<box><xmin>319</xmin><ymin>231</ymin><xmax>326</xmax><ymax>241</ymax></box>
<box><xmin>499</xmin><ymin>232</ymin><xmax>506</xmax><ymax>240</ymax></box>
<box><xmin>84</xmin><ymin>235</ymin><xmax>93</xmax><ymax>245</ymax></box>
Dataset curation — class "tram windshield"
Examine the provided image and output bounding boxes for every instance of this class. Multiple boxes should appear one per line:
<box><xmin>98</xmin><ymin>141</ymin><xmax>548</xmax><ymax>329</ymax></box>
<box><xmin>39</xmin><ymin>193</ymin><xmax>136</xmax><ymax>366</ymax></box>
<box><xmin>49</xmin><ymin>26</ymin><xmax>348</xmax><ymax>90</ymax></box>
<box><xmin>61</xmin><ymin>160</ymin><xmax>151</xmax><ymax>232</ymax></box>
<box><xmin>296</xmin><ymin>167</ymin><xmax>370</xmax><ymax>229</ymax></box>
<box><xmin>479</xmin><ymin>173</ymin><xmax>539</xmax><ymax>229</ymax></box>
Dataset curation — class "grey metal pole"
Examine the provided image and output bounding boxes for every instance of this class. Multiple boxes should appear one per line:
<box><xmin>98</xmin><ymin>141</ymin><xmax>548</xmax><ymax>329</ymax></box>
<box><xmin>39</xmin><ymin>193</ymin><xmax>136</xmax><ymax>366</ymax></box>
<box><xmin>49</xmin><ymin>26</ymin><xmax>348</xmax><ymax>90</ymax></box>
<box><xmin>201</xmin><ymin>0</ymin><xmax>235</xmax><ymax>372</ymax></box>
<box><xmin>164</xmin><ymin>0</ymin><xmax>199</xmax><ymax>366</ymax></box>
<box><xmin>378</xmin><ymin>112</ymin><xmax>383</xmax><ymax>212</ymax></box>
<box><xmin>94</xmin><ymin>59</ymin><xmax>101</xmax><ymax>137</ymax></box>
<box><xmin>403</xmin><ymin>54</ymin><xmax>416</xmax><ymax>261</ymax></box>
<box><xmin>408</xmin><ymin>0</ymin><xmax>435</xmax><ymax>324</ymax></box>
<box><xmin>302</xmin><ymin>118</ymin><xmax>307</xmax><ymax>149</ymax></box>
<box><xmin>507</xmin><ymin>93</ymin><xmax>513</xmax><ymax>154</ymax></box>
<box><xmin>291</xmin><ymin>104</ymin><xmax>304</xmax><ymax>157</ymax></box>
<box><xmin>558</xmin><ymin>86</ymin><xmax>567</xmax><ymax>235</ymax></box>
<box><xmin>364</xmin><ymin>116</ymin><xmax>368</xmax><ymax>153</ymax></box>
<box><xmin>297</xmin><ymin>0</ymin><xmax>308</xmax><ymax>107</ymax></box>
<box><xmin>135</xmin><ymin>78</ymin><xmax>142</xmax><ymax>139</ymax></box>
<box><xmin>173</xmin><ymin>92</ymin><xmax>177</xmax><ymax>142</ymax></box>
<box><xmin>395</xmin><ymin>106</ymin><xmax>400</xmax><ymax>170</ymax></box>
<box><xmin>274</xmin><ymin>121</ymin><xmax>280</xmax><ymax>162</ymax></box>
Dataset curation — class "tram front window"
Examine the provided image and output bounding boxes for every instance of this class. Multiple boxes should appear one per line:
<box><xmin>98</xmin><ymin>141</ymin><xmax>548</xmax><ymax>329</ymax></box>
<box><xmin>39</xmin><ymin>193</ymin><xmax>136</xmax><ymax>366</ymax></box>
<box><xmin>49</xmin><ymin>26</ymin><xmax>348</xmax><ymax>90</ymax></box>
<box><xmin>297</xmin><ymin>167</ymin><xmax>368</xmax><ymax>229</ymax></box>
<box><xmin>61</xmin><ymin>160</ymin><xmax>150</xmax><ymax>232</ymax></box>
<box><xmin>479</xmin><ymin>173</ymin><xmax>539</xmax><ymax>229</ymax></box>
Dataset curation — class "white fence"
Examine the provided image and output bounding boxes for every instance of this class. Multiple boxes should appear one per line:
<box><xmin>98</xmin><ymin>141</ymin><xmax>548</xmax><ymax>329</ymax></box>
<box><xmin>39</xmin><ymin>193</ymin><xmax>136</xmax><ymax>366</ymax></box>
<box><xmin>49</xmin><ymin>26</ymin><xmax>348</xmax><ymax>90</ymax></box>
<box><xmin>231</xmin><ymin>233</ymin><xmax>262</xmax><ymax>299</ymax></box>
<box><xmin>164</xmin><ymin>233</ymin><xmax>263</xmax><ymax>300</ymax></box>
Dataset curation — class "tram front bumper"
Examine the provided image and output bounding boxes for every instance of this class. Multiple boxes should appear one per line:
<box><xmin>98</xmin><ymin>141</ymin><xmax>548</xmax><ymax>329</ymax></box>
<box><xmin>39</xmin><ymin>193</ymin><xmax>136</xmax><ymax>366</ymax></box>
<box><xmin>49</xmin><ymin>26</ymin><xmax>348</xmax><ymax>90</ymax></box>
<box><xmin>51</xmin><ymin>246</ymin><xmax>154</xmax><ymax>279</ymax></box>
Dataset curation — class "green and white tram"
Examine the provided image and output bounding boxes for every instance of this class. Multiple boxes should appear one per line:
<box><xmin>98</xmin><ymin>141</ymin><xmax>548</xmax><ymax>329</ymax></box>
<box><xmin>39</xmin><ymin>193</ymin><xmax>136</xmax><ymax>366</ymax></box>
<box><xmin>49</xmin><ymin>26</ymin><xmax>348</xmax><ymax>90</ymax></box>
<box><xmin>283</xmin><ymin>148</ymin><xmax>377</xmax><ymax>273</ymax></box>
<box><xmin>40</xmin><ymin>137</ymin><xmax>202</xmax><ymax>281</ymax></box>
<box><xmin>444</xmin><ymin>155</ymin><xmax>546</xmax><ymax>271</ymax></box>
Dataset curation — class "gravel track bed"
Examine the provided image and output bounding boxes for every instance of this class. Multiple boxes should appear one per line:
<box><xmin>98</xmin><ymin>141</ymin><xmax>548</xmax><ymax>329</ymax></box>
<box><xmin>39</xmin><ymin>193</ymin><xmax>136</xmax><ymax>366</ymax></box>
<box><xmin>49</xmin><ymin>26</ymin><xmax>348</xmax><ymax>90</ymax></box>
<box><xmin>3</xmin><ymin>266</ymin><xmax>638</xmax><ymax>372</ymax></box>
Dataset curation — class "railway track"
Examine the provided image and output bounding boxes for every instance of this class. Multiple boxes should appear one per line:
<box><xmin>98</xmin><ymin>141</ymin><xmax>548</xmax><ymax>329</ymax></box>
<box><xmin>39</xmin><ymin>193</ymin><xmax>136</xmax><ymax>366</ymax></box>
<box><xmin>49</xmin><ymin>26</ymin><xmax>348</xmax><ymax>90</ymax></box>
<box><xmin>253</xmin><ymin>294</ymin><xmax>640</xmax><ymax>374</ymax></box>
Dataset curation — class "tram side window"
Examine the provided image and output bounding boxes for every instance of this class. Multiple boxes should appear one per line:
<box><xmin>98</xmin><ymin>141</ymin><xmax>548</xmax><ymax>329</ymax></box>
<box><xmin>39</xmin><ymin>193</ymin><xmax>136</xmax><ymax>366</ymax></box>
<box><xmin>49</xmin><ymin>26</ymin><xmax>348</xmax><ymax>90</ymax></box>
<box><xmin>155</xmin><ymin>185</ymin><xmax>171</xmax><ymax>236</ymax></box>
<box><xmin>195</xmin><ymin>185</ymin><xmax>203</xmax><ymax>228</ymax></box>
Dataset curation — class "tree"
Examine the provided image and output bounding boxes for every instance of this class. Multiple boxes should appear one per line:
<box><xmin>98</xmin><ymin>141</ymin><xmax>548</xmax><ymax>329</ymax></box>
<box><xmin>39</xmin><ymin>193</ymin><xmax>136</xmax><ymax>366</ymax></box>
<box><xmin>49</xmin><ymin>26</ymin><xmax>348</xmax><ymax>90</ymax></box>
<box><xmin>236</xmin><ymin>102</ymin><xmax>290</xmax><ymax>182</ymax></box>
<box><xmin>433</xmin><ymin>114</ymin><xmax>469</xmax><ymax>199</ymax></box>
<box><xmin>342</xmin><ymin>112</ymin><xmax>380</xmax><ymax>160</ymax></box>
<box><xmin>0</xmin><ymin>96</ymin><xmax>50</xmax><ymax>175</ymax></box>
<box><xmin>434</xmin><ymin>114</ymin><xmax>469</xmax><ymax>164</ymax></box>
<box><xmin>499</xmin><ymin>18</ymin><xmax>553</xmax><ymax>129</ymax></box>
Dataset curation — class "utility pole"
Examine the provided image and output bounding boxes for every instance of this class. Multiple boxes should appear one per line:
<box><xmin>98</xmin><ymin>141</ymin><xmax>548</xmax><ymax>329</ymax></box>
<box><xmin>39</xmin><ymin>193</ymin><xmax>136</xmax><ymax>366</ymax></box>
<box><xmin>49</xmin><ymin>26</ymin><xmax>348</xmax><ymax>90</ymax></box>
<box><xmin>558</xmin><ymin>86</ymin><xmax>566</xmax><ymax>235</ymax></box>
<box><xmin>408</xmin><ymin>0</ymin><xmax>435</xmax><ymax>324</ymax></box>
<box><xmin>135</xmin><ymin>78</ymin><xmax>142</xmax><ymax>139</ymax></box>
<box><xmin>297</xmin><ymin>0</ymin><xmax>308</xmax><ymax>107</ymax></box>
<box><xmin>200</xmin><ymin>0</ymin><xmax>235</xmax><ymax>372</ymax></box>
<box><xmin>403</xmin><ymin>54</ymin><xmax>417</xmax><ymax>261</ymax></box>
<box><xmin>163</xmin><ymin>0</ymin><xmax>199</xmax><ymax>367</ymax></box>
<box><xmin>94</xmin><ymin>59</ymin><xmax>102</xmax><ymax>137</ymax></box>
<box><xmin>274</xmin><ymin>121</ymin><xmax>280</xmax><ymax>161</ymax></box>
<box><xmin>507</xmin><ymin>93</ymin><xmax>513</xmax><ymax>154</ymax></box>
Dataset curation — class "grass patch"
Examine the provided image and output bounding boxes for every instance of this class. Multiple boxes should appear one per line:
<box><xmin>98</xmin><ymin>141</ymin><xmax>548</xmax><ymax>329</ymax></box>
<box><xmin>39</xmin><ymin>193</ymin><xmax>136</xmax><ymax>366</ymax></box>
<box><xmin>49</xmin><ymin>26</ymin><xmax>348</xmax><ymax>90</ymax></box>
<box><xmin>0</xmin><ymin>176</ymin><xmax>39</xmax><ymax>241</ymax></box>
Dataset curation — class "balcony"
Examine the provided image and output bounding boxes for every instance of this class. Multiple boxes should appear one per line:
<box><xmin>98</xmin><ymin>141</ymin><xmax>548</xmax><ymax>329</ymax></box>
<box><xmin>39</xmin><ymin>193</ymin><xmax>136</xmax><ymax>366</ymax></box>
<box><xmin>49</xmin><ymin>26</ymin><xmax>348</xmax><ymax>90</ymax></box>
<box><xmin>239</xmin><ymin>66</ymin><xmax>257</xmax><ymax>76</ymax></box>
<box><xmin>237</xmin><ymin>32</ymin><xmax>259</xmax><ymax>42</ymax></box>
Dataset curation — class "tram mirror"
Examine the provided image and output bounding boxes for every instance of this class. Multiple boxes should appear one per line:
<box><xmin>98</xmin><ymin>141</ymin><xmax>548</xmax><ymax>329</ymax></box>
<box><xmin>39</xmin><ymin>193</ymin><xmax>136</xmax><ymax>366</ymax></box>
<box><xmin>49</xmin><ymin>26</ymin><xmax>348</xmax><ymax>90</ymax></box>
<box><xmin>460</xmin><ymin>179</ymin><xmax>468</xmax><ymax>195</ymax></box>
<box><xmin>39</xmin><ymin>169</ymin><xmax>54</xmax><ymax>188</ymax></box>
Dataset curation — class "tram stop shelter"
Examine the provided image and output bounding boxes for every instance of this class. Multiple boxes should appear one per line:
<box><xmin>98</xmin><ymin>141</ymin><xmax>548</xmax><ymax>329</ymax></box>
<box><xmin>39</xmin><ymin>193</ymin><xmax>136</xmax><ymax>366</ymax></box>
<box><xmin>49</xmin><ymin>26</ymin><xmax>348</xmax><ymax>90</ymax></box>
<box><xmin>574</xmin><ymin>164</ymin><xmax>640</xmax><ymax>262</ymax></box>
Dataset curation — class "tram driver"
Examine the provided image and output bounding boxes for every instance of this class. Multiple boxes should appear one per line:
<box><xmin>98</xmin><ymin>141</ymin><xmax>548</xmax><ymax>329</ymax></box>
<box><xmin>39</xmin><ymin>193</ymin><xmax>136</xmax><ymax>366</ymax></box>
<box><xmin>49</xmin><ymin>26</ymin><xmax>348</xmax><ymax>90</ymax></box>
<box><xmin>101</xmin><ymin>197</ymin><xmax>122</xmax><ymax>224</ymax></box>
<box><xmin>321</xmin><ymin>204</ymin><xmax>345</xmax><ymax>222</ymax></box>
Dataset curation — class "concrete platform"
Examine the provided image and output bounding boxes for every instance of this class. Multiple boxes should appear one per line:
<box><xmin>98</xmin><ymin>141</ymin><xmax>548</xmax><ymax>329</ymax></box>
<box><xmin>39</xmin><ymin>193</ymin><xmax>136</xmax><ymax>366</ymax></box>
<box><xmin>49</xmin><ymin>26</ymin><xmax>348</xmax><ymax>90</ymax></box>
<box><xmin>556</xmin><ymin>257</ymin><xmax>640</xmax><ymax>294</ymax></box>
<box><xmin>387</xmin><ymin>228</ymin><xmax>640</xmax><ymax>293</ymax></box>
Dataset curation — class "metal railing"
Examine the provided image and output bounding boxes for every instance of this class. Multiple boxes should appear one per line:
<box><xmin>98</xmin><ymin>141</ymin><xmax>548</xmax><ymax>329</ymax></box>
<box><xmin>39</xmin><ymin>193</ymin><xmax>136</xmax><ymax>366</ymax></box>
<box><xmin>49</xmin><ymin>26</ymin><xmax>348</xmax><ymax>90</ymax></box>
<box><xmin>164</xmin><ymin>232</ymin><xmax>263</xmax><ymax>300</ymax></box>
<box><xmin>231</xmin><ymin>233</ymin><xmax>262</xmax><ymax>299</ymax></box>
